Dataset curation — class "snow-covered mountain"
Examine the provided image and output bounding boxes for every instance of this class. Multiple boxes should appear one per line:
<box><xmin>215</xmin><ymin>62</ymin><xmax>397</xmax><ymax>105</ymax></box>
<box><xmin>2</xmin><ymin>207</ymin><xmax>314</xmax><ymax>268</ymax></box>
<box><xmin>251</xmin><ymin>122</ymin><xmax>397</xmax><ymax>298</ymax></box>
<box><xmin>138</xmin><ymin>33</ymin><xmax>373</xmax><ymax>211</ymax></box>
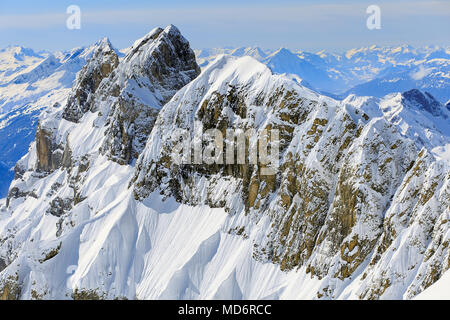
<box><xmin>196</xmin><ymin>45</ymin><xmax>450</xmax><ymax>103</ymax></box>
<box><xmin>0</xmin><ymin>42</ymin><xmax>123</xmax><ymax>197</ymax></box>
<box><xmin>0</xmin><ymin>26</ymin><xmax>448</xmax><ymax>300</ymax></box>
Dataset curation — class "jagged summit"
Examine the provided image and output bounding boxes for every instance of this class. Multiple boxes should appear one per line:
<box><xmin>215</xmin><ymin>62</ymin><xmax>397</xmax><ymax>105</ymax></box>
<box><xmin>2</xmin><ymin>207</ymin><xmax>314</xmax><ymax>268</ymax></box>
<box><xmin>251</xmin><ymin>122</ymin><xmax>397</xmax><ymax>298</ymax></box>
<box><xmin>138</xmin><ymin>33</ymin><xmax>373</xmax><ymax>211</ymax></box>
<box><xmin>94</xmin><ymin>37</ymin><xmax>123</xmax><ymax>57</ymax></box>
<box><xmin>62</xmin><ymin>38</ymin><xmax>120</xmax><ymax>123</ymax></box>
<box><xmin>342</xmin><ymin>89</ymin><xmax>450</xmax><ymax>154</ymax></box>
<box><xmin>97</xmin><ymin>37</ymin><xmax>112</xmax><ymax>47</ymax></box>
<box><xmin>128</xmin><ymin>27</ymin><xmax>164</xmax><ymax>52</ymax></box>
<box><xmin>119</xmin><ymin>24</ymin><xmax>199</xmax><ymax>98</ymax></box>
<box><xmin>97</xmin><ymin>25</ymin><xmax>200</xmax><ymax>164</ymax></box>
<box><xmin>126</xmin><ymin>24</ymin><xmax>184</xmax><ymax>62</ymax></box>
<box><xmin>163</xmin><ymin>23</ymin><xmax>182</xmax><ymax>36</ymax></box>
<box><xmin>62</xmin><ymin>25</ymin><xmax>199</xmax><ymax>123</ymax></box>
<box><xmin>0</xmin><ymin>38</ymin><xmax>125</xmax><ymax>196</ymax></box>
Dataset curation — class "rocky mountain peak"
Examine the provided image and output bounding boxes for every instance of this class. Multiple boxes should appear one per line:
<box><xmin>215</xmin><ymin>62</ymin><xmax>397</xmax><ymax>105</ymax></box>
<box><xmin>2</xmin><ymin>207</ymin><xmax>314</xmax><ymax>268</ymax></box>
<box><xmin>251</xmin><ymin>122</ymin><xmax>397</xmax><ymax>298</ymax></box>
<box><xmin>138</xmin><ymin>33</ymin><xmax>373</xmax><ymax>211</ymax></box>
<box><xmin>97</xmin><ymin>25</ymin><xmax>200</xmax><ymax>164</ymax></box>
<box><xmin>119</xmin><ymin>24</ymin><xmax>200</xmax><ymax>103</ymax></box>
<box><xmin>97</xmin><ymin>37</ymin><xmax>113</xmax><ymax>49</ymax></box>
<box><xmin>132</xmin><ymin>55</ymin><xmax>449</xmax><ymax>299</ymax></box>
<box><xmin>62</xmin><ymin>38</ymin><xmax>120</xmax><ymax>123</ymax></box>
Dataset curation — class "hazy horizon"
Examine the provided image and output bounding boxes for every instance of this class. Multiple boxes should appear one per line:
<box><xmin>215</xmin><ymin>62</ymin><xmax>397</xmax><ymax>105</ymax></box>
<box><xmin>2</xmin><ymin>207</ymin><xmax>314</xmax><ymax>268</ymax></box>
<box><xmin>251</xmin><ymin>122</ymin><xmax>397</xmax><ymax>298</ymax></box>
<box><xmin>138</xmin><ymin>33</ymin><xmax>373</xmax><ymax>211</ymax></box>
<box><xmin>0</xmin><ymin>0</ymin><xmax>449</xmax><ymax>52</ymax></box>
<box><xmin>3</xmin><ymin>41</ymin><xmax>449</xmax><ymax>57</ymax></box>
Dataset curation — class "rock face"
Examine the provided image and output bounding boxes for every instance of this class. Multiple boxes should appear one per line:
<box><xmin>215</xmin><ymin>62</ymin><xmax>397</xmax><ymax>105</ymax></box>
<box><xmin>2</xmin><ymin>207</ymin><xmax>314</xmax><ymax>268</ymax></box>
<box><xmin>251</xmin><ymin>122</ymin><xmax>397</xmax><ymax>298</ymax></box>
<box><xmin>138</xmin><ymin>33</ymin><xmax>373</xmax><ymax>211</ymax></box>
<box><xmin>31</xmin><ymin>24</ymin><xmax>200</xmax><ymax>176</ymax></box>
<box><xmin>62</xmin><ymin>38</ymin><xmax>119</xmax><ymax>123</ymax></box>
<box><xmin>0</xmin><ymin>259</ymin><xmax>5</xmax><ymax>273</ymax></box>
<box><xmin>36</xmin><ymin>124</ymin><xmax>60</xmax><ymax>172</ymax></box>
<box><xmin>5</xmin><ymin>25</ymin><xmax>200</xmax><ymax>231</ymax></box>
<box><xmin>99</xmin><ymin>25</ymin><xmax>200</xmax><ymax>164</ymax></box>
<box><xmin>0</xmin><ymin>25</ymin><xmax>204</xmax><ymax>300</ymax></box>
<box><xmin>0</xmin><ymin>27</ymin><xmax>449</xmax><ymax>300</ymax></box>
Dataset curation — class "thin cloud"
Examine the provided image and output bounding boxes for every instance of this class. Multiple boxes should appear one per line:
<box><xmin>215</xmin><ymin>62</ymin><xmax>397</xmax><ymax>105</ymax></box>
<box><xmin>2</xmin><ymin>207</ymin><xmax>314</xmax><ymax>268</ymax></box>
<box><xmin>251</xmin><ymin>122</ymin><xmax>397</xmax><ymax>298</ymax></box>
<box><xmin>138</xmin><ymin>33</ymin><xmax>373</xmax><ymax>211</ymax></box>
<box><xmin>0</xmin><ymin>1</ymin><xmax>448</xmax><ymax>29</ymax></box>
<box><xmin>0</xmin><ymin>13</ymin><xmax>66</xmax><ymax>29</ymax></box>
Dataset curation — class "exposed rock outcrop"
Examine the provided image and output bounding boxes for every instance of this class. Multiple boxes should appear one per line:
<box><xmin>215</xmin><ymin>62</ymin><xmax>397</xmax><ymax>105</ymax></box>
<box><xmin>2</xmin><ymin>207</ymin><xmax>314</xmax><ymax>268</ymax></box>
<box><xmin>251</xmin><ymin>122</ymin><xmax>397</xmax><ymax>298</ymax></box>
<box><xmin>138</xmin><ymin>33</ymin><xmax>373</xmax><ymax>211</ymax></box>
<box><xmin>62</xmin><ymin>38</ymin><xmax>119</xmax><ymax>123</ymax></box>
<box><xmin>0</xmin><ymin>258</ymin><xmax>6</xmax><ymax>273</ymax></box>
<box><xmin>35</xmin><ymin>123</ymin><xmax>63</xmax><ymax>172</ymax></box>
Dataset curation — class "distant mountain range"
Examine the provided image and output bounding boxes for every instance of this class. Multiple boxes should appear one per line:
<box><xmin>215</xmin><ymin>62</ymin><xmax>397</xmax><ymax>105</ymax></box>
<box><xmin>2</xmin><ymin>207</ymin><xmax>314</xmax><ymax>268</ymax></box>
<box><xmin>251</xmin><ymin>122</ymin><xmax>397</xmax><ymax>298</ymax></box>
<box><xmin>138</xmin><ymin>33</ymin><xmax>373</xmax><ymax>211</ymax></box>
<box><xmin>195</xmin><ymin>45</ymin><xmax>450</xmax><ymax>102</ymax></box>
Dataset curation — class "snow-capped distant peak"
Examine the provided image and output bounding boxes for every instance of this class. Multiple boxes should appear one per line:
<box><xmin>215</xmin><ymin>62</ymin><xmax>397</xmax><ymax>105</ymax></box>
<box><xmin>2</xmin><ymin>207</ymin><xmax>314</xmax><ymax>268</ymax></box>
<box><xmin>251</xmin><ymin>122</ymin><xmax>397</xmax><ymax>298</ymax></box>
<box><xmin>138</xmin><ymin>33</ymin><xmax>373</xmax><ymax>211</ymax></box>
<box><xmin>0</xmin><ymin>46</ymin><xmax>45</xmax><ymax>60</ymax></box>
<box><xmin>269</xmin><ymin>47</ymin><xmax>296</xmax><ymax>59</ymax></box>
<box><xmin>402</xmin><ymin>89</ymin><xmax>447</xmax><ymax>118</ymax></box>
<box><xmin>229</xmin><ymin>47</ymin><xmax>267</xmax><ymax>61</ymax></box>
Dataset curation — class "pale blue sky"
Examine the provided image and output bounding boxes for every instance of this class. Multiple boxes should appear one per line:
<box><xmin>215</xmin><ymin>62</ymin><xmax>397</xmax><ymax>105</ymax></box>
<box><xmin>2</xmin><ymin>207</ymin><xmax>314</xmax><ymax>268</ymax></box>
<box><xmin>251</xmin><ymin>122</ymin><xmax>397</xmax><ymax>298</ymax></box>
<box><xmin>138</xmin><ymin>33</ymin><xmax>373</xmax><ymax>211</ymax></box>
<box><xmin>1</xmin><ymin>0</ymin><xmax>449</xmax><ymax>52</ymax></box>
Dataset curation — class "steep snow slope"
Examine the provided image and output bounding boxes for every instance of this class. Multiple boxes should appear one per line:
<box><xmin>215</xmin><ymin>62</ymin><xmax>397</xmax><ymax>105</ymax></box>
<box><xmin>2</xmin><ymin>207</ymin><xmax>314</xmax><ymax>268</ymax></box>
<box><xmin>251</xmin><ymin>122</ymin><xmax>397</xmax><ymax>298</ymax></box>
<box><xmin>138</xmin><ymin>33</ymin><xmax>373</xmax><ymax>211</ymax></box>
<box><xmin>0</xmin><ymin>24</ymin><xmax>202</xmax><ymax>299</ymax></box>
<box><xmin>0</xmin><ymin>28</ymin><xmax>448</xmax><ymax>300</ymax></box>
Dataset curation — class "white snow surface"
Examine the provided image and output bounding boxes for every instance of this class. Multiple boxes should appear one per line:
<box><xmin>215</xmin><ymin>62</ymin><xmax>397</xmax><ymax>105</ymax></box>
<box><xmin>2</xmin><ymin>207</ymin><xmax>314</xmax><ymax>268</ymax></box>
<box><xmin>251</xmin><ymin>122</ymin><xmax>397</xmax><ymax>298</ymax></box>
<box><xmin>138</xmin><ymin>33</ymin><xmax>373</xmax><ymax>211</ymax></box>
<box><xmin>415</xmin><ymin>270</ymin><xmax>450</xmax><ymax>300</ymax></box>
